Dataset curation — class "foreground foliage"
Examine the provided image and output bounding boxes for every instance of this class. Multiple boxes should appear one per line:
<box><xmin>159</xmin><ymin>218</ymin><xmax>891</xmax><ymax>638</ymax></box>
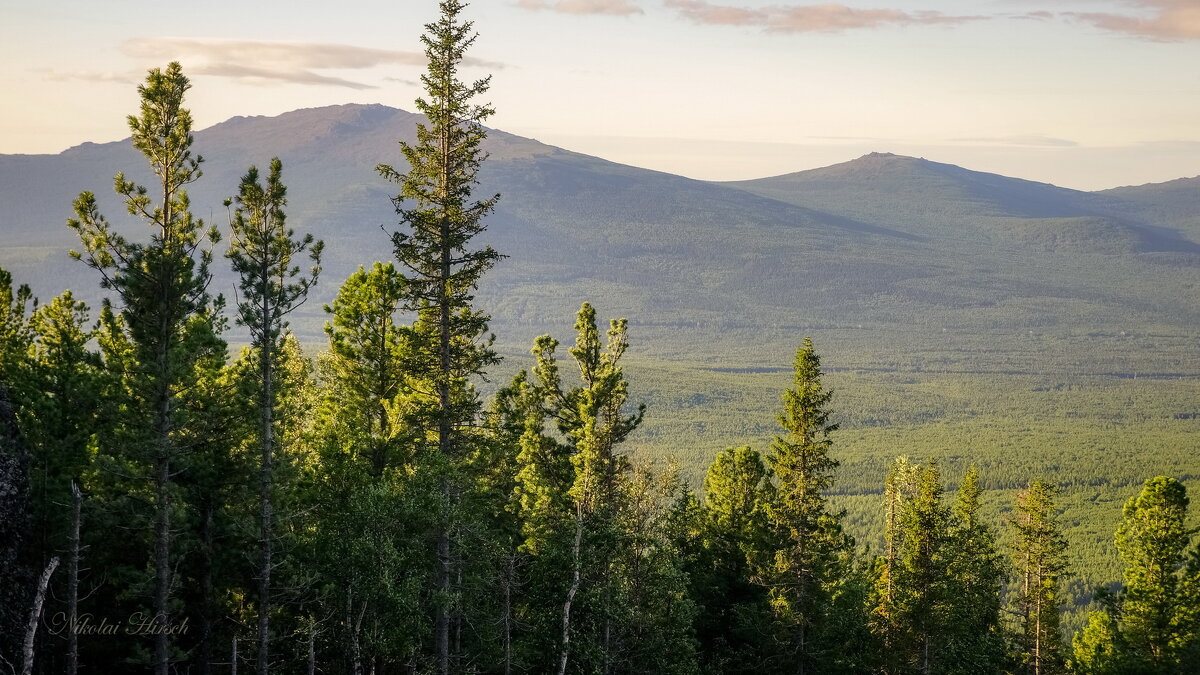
<box><xmin>2</xmin><ymin>4</ymin><xmax>1199</xmax><ymax>674</ymax></box>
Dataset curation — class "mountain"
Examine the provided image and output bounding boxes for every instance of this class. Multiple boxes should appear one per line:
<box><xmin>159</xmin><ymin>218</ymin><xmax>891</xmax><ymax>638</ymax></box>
<box><xmin>726</xmin><ymin>152</ymin><xmax>1197</xmax><ymax>255</ymax></box>
<box><xmin>1099</xmin><ymin>176</ymin><xmax>1200</xmax><ymax>238</ymax></box>
<box><xmin>1</xmin><ymin>105</ymin><xmax>1198</xmax><ymax>374</ymax></box>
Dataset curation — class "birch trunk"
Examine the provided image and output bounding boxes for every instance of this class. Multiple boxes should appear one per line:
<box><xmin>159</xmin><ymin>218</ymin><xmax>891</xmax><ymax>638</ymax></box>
<box><xmin>21</xmin><ymin>557</ymin><xmax>59</xmax><ymax>675</ymax></box>
<box><xmin>558</xmin><ymin>502</ymin><xmax>584</xmax><ymax>675</ymax></box>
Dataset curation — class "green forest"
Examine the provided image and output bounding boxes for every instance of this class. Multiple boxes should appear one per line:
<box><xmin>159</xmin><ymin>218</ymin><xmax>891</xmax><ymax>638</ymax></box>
<box><xmin>3</xmin><ymin>2</ymin><xmax>1200</xmax><ymax>674</ymax></box>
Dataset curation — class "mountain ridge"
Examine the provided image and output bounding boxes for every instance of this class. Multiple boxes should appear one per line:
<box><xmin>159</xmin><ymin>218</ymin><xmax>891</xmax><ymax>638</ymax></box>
<box><xmin>1</xmin><ymin>103</ymin><xmax>1197</xmax><ymax>372</ymax></box>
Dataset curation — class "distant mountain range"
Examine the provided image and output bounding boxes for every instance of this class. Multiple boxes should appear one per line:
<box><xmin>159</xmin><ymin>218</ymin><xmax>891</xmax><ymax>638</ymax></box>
<box><xmin>1</xmin><ymin>104</ymin><xmax>1197</xmax><ymax>370</ymax></box>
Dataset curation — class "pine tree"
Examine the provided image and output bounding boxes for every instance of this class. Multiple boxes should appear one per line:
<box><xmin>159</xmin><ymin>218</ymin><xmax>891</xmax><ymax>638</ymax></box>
<box><xmin>505</xmin><ymin>303</ymin><xmax>646</xmax><ymax>673</ymax></box>
<box><xmin>761</xmin><ymin>337</ymin><xmax>854</xmax><ymax>672</ymax></box>
<box><xmin>1071</xmin><ymin>611</ymin><xmax>1131</xmax><ymax>675</ymax></box>
<box><xmin>68</xmin><ymin>62</ymin><xmax>225</xmax><ymax>674</ymax></box>
<box><xmin>321</xmin><ymin>263</ymin><xmax>409</xmax><ymax>477</ymax></box>
<box><xmin>310</xmin><ymin>263</ymin><xmax>430</xmax><ymax>668</ymax></box>
<box><xmin>226</xmin><ymin>157</ymin><xmax>322</xmax><ymax>674</ymax></box>
<box><xmin>942</xmin><ymin>466</ymin><xmax>1005</xmax><ymax>673</ymax></box>
<box><xmin>23</xmin><ymin>291</ymin><xmax>101</xmax><ymax>669</ymax></box>
<box><xmin>0</xmin><ymin>268</ymin><xmax>35</xmax><ymax>393</ymax></box>
<box><xmin>903</xmin><ymin>461</ymin><xmax>951</xmax><ymax>674</ymax></box>
<box><xmin>1113</xmin><ymin>476</ymin><xmax>1196</xmax><ymax>670</ymax></box>
<box><xmin>376</xmin><ymin>4</ymin><xmax>502</xmax><ymax>666</ymax></box>
<box><xmin>557</xmin><ymin>303</ymin><xmax>643</xmax><ymax>674</ymax></box>
<box><xmin>1013</xmin><ymin>480</ymin><xmax>1068</xmax><ymax>675</ymax></box>
<box><xmin>0</xmin><ymin>269</ymin><xmax>35</xmax><ymax>666</ymax></box>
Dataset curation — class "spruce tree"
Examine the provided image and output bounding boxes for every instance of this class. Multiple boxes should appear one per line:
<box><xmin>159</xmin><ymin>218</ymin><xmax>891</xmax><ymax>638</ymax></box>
<box><xmin>762</xmin><ymin>337</ymin><xmax>854</xmax><ymax>672</ymax></box>
<box><xmin>68</xmin><ymin>62</ymin><xmax>224</xmax><ymax>674</ymax></box>
<box><xmin>1013</xmin><ymin>480</ymin><xmax>1069</xmax><ymax>675</ymax></box>
<box><xmin>226</xmin><ymin>157</ymin><xmax>322</xmax><ymax>674</ymax></box>
<box><xmin>376</xmin><ymin>3</ymin><xmax>501</xmax><ymax>668</ymax></box>
<box><xmin>694</xmin><ymin>445</ymin><xmax>774</xmax><ymax>671</ymax></box>
<box><xmin>873</xmin><ymin>458</ymin><xmax>955</xmax><ymax>675</ymax></box>
<box><xmin>902</xmin><ymin>461</ymin><xmax>951</xmax><ymax>675</ymax></box>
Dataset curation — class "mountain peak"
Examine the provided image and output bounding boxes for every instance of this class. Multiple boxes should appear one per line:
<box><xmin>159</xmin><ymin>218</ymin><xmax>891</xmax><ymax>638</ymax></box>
<box><xmin>762</xmin><ymin>151</ymin><xmax>933</xmax><ymax>182</ymax></box>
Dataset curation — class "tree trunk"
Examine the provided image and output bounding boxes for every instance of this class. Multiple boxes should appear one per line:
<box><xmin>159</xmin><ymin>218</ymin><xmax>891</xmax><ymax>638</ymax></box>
<box><xmin>1033</xmin><ymin>560</ymin><xmax>1043</xmax><ymax>675</ymax></box>
<box><xmin>436</xmin><ymin>502</ymin><xmax>450</xmax><ymax>675</ymax></box>
<box><xmin>350</xmin><ymin>590</ymin><xmax>367</xmax><ymax>675</ymax></box>
<box><xmin>558</xmin><ymin>502</ymin><xmax>584</xmax><ymax>675</ymax></box>
<box><xmin>153</xmin><ymin>365</ymin><xmax>173</xmax><ymax>675</ymax></box>
<box><xmin>232</xmin><ymin>636</ymin><xmax>238</xmax><ymax>675</ymax></box>
<box><xmin>198</xmin><ymin>498</ymin><xmax>214</xmax><ymax>675</ymax></box>
<box><xmin>21</xmin><ymin>557</ymin><xmax>59</xmax><ymax>675</ymax></box>
<box><xmin>258</xmin><ymin>343</ymin><xmax>274</xmax><ymax>675</ymax></box>
<box><xmin>307</xmin><ymin>621</ymin><xmax>317</xmax><ymax>675</ymax></box>
<box><xmin>502</xmin><ymin>555</ymin><xmax>512</xmax><ymax>675</ymax></box>
<box><xmin>67</xmin><ymin>482</ymin><xmax>82</xmax><ymax>675</ymax></box>
<box><xmin>153</xmin><ymin>444</ymin><xmax>171</xmax><ymax>675</ymax></box>
<box><xmin>453</xmin><ymin>557</ymin><xmax>463</xmax><ymax>672</ymax></box>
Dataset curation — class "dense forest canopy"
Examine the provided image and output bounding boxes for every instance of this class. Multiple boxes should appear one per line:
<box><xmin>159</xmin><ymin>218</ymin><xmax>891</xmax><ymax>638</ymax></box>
<box><xmin>2</xmin><ymin>2</ymin><xmax>1199</xmax><ymax>674</ymax></box>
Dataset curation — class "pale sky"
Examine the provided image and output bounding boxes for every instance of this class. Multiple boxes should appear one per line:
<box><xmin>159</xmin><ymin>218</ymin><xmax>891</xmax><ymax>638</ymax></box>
<box><xmin>1</xmin><ymin>0</ymin><xmax>1197</xmax><ymax>190</ymax></box>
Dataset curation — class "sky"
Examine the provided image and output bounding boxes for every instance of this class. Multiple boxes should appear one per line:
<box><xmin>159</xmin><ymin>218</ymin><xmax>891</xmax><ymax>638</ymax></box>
<box><xmin>0</xmin><ymin>0</ymin><xmax>1197</xmax><ymax>190</ymax></box>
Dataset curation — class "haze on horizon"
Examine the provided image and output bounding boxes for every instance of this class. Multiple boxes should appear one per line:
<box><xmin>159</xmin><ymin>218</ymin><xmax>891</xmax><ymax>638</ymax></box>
<box><xmin>1</xmin><ymin>0</ymin><xmax>1197</xmax><ymax>191</ymax></box>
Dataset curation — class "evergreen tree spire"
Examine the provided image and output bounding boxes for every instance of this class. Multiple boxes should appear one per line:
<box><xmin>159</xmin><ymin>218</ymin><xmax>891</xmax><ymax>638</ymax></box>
<box><xmin>376</xmin><ymin>5</ymin><xmax>502</xmax><ymax>667</ymax></box>
<box><xmin>68</xmin><ymin>62</ymin><xmax>225</xmax><ymax>675</ymax></box>
<box><xmin>1013</xmin><ymin>479</ymin><xmax>1069</xmax><ymax>675</ymax></box>
<box><xmin>762</xmin><ymin>337</ymin><xmax>853</xmax><ymax>673</ymax></box>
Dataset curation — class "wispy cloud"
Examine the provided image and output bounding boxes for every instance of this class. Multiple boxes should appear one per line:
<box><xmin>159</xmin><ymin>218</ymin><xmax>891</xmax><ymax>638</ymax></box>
<box><xmin>664</xmin><ymin>1</ymin><xmax>983</xmax><ymax>33</ymax></box>
<box><xmin>120</xmin><ymin>38</ymin><xmax>503</xmax><ymax>90</ymax></box>
<box><xmin>1066</xmin><ymin>0</ymin><xmax>1200</xmax><ymax>40</ymax></box>
<box><xmin>190</xmin><ymin>63</ymin><xmax>379</xmax><ymax>90</ymax></box>
<box><xmin>517</xmin><ymin>0</ymin><xmax>642</xmax><ymax>15</ymax></box>
<box><xmin>953</xmin><ymin>135</ymin><xmax>1080</xmax><ymax>148</ymax></box>
<box><xmin>37</xmin><ymin>68</ymin><xmax>139</xmax><ymax>84</ymax></box>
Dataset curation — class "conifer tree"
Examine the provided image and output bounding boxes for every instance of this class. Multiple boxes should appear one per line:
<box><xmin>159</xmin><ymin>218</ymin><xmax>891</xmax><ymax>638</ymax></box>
<box><xmin>874</xmin><ymin>455</ymin><xmax>918</xmax><ymax>670</ymax></box>
<box><xmin>22</xmin><ymin>291</ymin><xmax>101</xmax><ymax>668</ymax></box>
<box><xmin>903</xmin><ymin>461</ymin><xmax>951</xmax><ymax>674</ymax></box>
<box><xmin>0</xmin><ymin>270</ymin><xmax>35</xmax><ymax>667</ymax></box>
<box><xmin>310</xmin><ymin>263</ymin><xmax>429</xmax><ymax>668</ymax></box>
<box><xmin>0</xmin><ymin>269</ymin><xmax>35</xmax><ymax>393</ymax></box>
<box><xmin>1071</xmin><ymin>611</ymin><xmax>1131</xmax><ymax>675</ymax></box>
<box><xmin>558</xmin><ymin>303</ymin><xmax>643</xmax><ymax>674</ymax></box>
<box><xmin>68</xmin><ymin>62</ymin><xmax>224</xmax><ymax>674</ymax></box>
<box><xmin>322</xmin><ymin>262</ymin><xmax>409</xmax><ymax>476</ymax></box>
<box><xmin>692</xmin><ymin>445</ymin><xmax>774</xmax><ymax>671</ymax></box>
<box><xmin>1113</xmin><ymin>476</ymin><xmax>1196</xmax><ymax>670</ymax></box>
<box><xmin>872</xmin><ymin>458</ymin><xmax>955</xmax><ymax>674</ymax></box>
<box><xmin>1013</xmin><ymin>480</ymin><xmax>1068</xmax><ymax>675</ymax></box>
<box><xmin>943</xmin><ymin>466</ymin><xmax>1005</xmax><ymax>673</ymax></box>
<box><xmin>376</xmin><ymin>4</ymin><xmax>501</xmax><ymax>667</ymax></box>
<box><xmin>504</xmin><ymin>303</ymin><xmax>646</xmax><ymax>673</ymax></box>
<box><xmin>761</xmin><ymin>337</ymin><xmax>854</xmax><ymax>672</ymax></box>
<box><xmin>226</xmin><ymin>157</ymin><xmax>322</xmax><ymax>674</ymax></box>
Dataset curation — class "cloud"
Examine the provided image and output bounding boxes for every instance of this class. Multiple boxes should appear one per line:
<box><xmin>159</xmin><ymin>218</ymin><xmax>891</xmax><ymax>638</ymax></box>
<box><xmin>664</xmin><ymin>1</ymin><xmax>983</xmax><ymax>33</ymax></box>
<box><xmin>517</xmin><ymin>0</ymin><xmax>642</xmax><ymax>15</ymax></box>
<box><xmin>1066</xmin><ymin>0</ymin><xmax>1200</xmax><ymax>40</ymax></box>
<box><xmin>120</xmin><ymin>38</ymin><xmax>504</xmax><ymax>90</ymax></box>
<box><xmin>189</xmin><ymin>63</ymin><xmax>379</xmax><ymax>90</ymax></box>
<box><xmin>36</xmin><ymin>68</ymin><xmax>139</xmax><ymax>84</ymax></box>
<box><xmin>953</xmin><ymin>135</ymin><xmax>1080</xmax><ymax>148</ymax></box>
